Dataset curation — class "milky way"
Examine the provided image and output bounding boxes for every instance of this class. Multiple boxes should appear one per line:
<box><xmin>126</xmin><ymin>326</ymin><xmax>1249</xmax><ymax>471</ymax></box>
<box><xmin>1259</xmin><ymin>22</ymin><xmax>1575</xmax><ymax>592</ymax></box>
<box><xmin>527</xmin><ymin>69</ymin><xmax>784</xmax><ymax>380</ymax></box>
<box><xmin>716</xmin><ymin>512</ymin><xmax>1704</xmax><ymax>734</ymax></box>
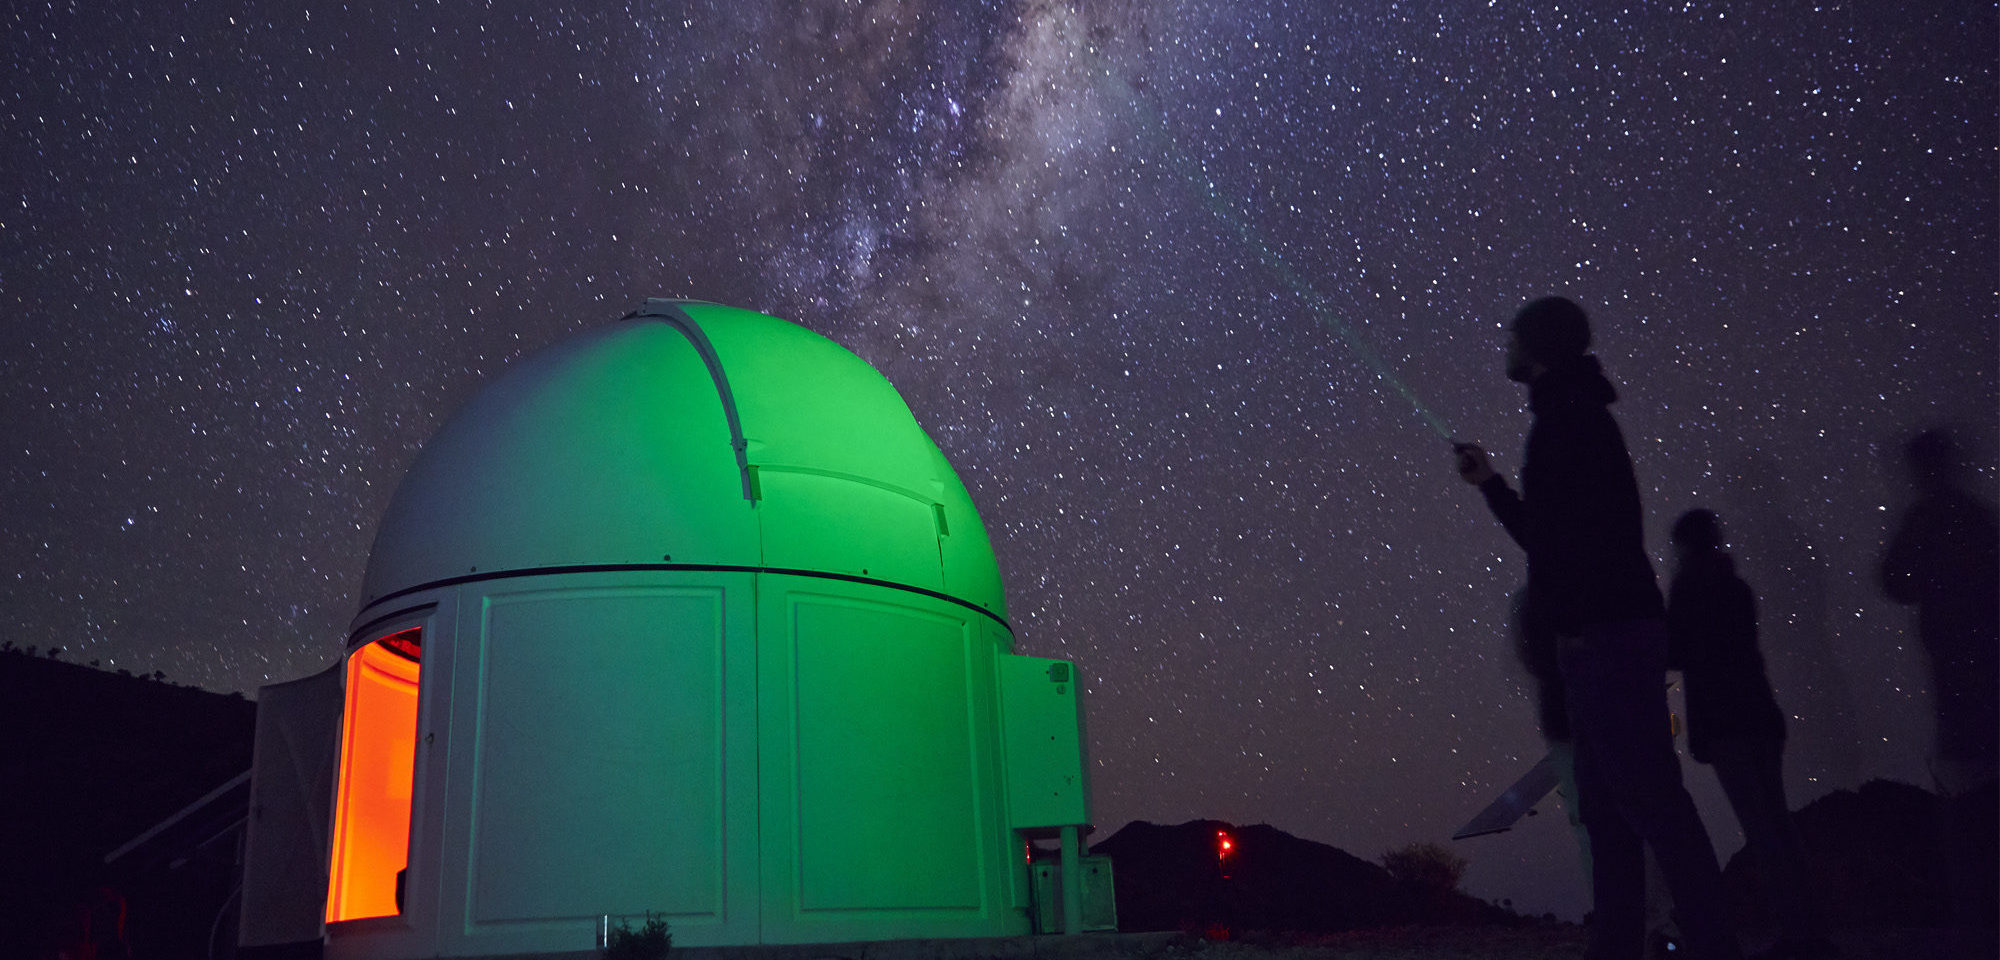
<box><xmin>5</xmin><ymin>1</ymin><xmax>1994</xmax><ymax>918</ymax></box>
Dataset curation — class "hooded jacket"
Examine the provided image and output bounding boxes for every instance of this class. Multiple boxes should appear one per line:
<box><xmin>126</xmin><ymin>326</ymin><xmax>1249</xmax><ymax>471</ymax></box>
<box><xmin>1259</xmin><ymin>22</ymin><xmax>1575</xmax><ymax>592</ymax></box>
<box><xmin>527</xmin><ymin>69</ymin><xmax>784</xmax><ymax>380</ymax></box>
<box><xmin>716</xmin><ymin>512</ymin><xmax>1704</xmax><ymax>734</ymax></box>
<box><xmin>1478</xmin><ymin>355</ymin><xmax>1665</xmax><ymax>636</ymax></box>
<box><xmin>1667</xmin><ymin>550</ymin><xmax>1786</xmax><ymax>761</ymax></box>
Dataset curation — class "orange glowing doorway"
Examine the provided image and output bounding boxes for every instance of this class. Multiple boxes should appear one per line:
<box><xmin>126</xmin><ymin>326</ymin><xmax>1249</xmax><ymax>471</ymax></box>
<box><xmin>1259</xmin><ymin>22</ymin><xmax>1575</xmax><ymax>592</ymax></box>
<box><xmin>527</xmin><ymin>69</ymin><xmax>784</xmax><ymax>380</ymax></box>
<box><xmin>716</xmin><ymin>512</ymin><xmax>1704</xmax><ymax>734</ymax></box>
<box><xmin>326</xmin><ymin>626</ymin><xmax>422</xmax><ymax>922</ymax></box>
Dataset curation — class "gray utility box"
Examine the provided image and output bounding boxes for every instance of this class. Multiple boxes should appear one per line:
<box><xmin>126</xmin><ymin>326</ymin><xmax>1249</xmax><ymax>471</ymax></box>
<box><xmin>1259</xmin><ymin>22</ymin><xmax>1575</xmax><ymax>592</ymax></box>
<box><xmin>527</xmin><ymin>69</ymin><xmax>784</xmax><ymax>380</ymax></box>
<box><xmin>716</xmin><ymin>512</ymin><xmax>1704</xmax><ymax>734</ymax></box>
<box><xmin>1030</xmin><ymin>856</ymin><xmax>1116</xmax><ymax>933</ymax></box>
<box><xmin>1000</xmin><ymin>657</ymin><xmax>1090</xmax><ymax>828</ymax></box>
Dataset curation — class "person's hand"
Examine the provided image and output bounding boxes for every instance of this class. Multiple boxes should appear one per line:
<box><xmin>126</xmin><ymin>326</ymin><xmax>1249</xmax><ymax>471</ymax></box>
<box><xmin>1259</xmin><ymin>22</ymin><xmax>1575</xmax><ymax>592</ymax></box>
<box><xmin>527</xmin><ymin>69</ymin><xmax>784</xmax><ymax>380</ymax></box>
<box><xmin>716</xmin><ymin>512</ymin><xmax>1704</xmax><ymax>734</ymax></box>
<box><xmin>1453</xmin><ymin>442</ymin><xmax>1496</xmax><ymax>485</ymax></box>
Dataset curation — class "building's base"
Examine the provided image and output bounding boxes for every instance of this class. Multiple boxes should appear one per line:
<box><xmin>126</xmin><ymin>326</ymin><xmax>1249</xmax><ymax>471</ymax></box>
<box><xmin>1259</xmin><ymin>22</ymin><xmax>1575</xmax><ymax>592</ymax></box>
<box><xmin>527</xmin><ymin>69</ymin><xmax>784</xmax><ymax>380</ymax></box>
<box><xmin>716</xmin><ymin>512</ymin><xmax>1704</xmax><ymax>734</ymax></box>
<box><xmin>379</xmin><ymin>930</ymin><xmax>1165</xmax><ymax>960</ymax></box>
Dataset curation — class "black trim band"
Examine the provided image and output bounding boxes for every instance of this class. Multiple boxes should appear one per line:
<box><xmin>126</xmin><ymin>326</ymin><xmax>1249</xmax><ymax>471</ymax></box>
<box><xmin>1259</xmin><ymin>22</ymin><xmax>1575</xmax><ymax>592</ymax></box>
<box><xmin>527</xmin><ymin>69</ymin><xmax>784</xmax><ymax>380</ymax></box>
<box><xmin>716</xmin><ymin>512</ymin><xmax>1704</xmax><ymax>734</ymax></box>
<box><xmin>360</xmin><ymin>563</ymin><xmax>1009</xmax><ymax>630</ymax></box>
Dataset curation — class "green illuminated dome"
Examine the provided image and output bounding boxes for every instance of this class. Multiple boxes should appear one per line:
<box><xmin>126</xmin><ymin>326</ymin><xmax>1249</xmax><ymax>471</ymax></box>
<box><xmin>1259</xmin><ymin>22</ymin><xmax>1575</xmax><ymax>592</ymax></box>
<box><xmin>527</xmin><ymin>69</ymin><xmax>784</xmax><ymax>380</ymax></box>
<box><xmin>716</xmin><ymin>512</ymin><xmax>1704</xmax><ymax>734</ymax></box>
<box><xmin>361</xmin><ymin>299</ymin><xmax>1006</xmax><ymax>621</ymax></box>
<box><xmin>255</xmin><ymin>300</ymin><xmax>1091</xmax><ymax>957</ymax></box>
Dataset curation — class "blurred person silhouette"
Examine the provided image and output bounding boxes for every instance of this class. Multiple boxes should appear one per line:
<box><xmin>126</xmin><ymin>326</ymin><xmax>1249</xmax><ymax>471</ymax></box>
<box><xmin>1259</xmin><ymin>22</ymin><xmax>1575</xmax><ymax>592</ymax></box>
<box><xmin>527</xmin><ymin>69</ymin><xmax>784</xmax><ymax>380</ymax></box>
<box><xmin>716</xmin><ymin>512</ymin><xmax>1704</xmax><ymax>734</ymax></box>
<box><xmin>1726</xmin><ymin>455</ymin><xmax>1861</xmax><ymax>790</ymax></box>
<box><xmin>1879</xmin><ymin>427</ymin><xmax>1999</xmax><ymax>929</ymax></box>
<box><xmin>1668</xmin><ymin>509</ymin><xmax>1832</xmax><ymax>960</ymax></box>
<box><xmin>1455</xmin><ymin>296</ymin><xmax>1740</xmax><ymax>960</ymax></box>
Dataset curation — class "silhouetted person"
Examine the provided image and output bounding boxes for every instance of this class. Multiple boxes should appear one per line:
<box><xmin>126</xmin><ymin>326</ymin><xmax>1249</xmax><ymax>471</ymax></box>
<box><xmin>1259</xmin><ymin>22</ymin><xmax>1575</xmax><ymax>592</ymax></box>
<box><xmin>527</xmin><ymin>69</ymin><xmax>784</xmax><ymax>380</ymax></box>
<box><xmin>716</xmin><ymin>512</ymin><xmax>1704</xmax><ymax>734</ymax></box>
<box><xmin>1456</xmin><ymin>296</ymin><xmax>1739</xmax><ymax>960</ymax></box>
<box><xmin>1880</xmin><ymin>428</ymin><xmax>1999</xmax><ymax>929</ymax></box>
<box><xmin>1499</xmin><ymin>402</ymin><xmax>1687</xmax><ymax>960</ymax></box>
<box><xmin>1513</xmin><ymin>587</ymin><xmax>1680</xmax><ymax>956</ymax></box>
<box><xmin>1668</xmin><ymin>509</ymin><xmax>1830</xmax><ymax>959</ymax></box>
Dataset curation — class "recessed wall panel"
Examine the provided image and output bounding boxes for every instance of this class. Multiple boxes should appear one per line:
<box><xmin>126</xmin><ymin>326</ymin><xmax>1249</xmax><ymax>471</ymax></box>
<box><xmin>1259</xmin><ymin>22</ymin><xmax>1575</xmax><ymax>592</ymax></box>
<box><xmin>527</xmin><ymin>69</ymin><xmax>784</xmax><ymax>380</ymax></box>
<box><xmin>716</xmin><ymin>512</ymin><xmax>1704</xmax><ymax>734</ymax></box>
<box><xmin>468</xmin><ymin>588</ymin><xmax>726</xmax><ymax>924</ymax></box>
<box><xmin>789</xmin><ymin>596</ymin><xmax>981</xmax><ymax>912</ymax></box>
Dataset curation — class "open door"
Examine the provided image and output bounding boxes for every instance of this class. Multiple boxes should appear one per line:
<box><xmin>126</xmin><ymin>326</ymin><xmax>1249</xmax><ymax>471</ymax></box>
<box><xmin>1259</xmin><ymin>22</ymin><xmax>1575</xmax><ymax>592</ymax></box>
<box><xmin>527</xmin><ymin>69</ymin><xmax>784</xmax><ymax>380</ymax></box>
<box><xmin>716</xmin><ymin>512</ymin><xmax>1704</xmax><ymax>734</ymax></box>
<box><xmin>239</xmin><ymin>663</ymin><xmax>343</xmax><ymax>950</ymax></box>
<box><xmin>326</xmin><ymin>627</ymin><xmax>423</xmax><ymax>922</ymax></box>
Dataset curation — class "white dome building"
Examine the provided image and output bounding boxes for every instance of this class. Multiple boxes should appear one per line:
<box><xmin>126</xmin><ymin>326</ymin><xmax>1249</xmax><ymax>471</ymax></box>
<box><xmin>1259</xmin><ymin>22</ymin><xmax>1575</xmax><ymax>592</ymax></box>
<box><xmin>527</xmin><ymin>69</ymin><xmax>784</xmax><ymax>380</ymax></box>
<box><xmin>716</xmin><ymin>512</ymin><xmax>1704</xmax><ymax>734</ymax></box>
<box><xmin>238</xmin><ymin>300</ymin><xmax>1099</xmax><ymax>958</ymax></box>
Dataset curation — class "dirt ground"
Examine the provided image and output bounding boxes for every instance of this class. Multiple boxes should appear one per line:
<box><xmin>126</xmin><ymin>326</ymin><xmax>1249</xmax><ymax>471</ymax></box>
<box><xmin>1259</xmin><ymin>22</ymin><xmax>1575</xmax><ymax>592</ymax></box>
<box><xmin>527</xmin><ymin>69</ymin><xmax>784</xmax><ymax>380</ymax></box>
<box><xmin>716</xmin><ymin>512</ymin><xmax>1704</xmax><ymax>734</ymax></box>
<box><xmin>1131</xmin><ymin>926</ymin><xmax>1588</xmax><ymax>960</ymax></box>
<box><xmin>663</xmin><ymin>924</ymin><xmax>1995</xmax><ymax>960</ymax></box>
<box><xmin>1107</xmin><ymin>926</ymin><xmax>1996</xmax><ymax>960</ymax></box>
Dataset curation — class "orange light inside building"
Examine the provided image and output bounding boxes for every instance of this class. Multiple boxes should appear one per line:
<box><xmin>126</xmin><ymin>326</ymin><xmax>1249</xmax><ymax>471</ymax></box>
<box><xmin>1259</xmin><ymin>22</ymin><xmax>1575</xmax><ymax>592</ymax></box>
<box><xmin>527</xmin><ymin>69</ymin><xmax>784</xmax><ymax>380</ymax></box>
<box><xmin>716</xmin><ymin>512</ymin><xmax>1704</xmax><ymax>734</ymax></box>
<box><xmin>325</xmin><ymin>628</ymin><xmax>422</xmax><ymax>922</ymax></box>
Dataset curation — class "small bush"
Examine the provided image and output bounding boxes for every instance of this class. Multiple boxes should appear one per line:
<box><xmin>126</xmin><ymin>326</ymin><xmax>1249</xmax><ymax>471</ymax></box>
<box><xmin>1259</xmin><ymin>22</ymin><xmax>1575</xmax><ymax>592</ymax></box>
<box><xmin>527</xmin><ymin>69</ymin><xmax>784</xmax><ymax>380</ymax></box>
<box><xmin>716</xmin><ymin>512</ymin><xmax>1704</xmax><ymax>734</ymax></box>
<box><xmin>1380</xmin><ymin>841</ymin><xmax>1469</xmax><ymax>892</ymax></box>
<box><xmin>603</xmin><ymin>912</ymin><xmax>671</xmax><ymax>960</ymax></box>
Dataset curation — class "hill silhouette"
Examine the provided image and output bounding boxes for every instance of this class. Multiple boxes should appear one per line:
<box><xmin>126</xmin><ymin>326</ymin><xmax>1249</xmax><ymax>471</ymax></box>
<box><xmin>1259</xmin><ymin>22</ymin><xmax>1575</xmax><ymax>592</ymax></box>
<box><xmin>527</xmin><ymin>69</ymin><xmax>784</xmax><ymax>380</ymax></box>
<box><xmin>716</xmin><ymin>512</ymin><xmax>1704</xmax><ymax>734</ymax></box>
<box><xmin>1091</xmin><ymin>819</ymin><xmax>1521</xmax><ymax>935</ymax></box>
<box><xmin>0</xmin><ymin>646</ymin><xmax>257</xmax><ymax>958</ymax></box>
<box><xmin>1722</xmin><ymin>777</ymin><xmax>1997</xmax><ymax>930</ymax></box>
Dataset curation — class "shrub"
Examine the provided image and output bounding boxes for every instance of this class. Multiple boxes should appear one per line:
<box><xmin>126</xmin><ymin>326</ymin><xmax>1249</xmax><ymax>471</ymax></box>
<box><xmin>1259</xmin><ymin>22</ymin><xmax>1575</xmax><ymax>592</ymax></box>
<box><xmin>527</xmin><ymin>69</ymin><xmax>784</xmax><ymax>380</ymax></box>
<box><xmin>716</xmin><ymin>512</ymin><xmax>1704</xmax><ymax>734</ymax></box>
<box><xmin>1380</xmin><ymin>841</ymin><xmax>1469</xmax><ymax>892</ymax></box>
<box><xmin>602</xmin><ymin>912</ymin><xmax>671</xmax><ymax>960</ymax></box>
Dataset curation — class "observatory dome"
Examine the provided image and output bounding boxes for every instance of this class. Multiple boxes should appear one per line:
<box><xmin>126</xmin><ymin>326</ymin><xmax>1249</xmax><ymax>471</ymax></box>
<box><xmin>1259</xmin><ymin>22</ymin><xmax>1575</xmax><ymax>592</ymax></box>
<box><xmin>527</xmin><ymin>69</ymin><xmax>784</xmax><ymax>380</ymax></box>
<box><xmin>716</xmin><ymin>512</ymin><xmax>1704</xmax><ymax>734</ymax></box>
<box><xmin>240</xmin><ymin>300</ymin><xmax>1097</xmax><ymax>957</ymax></box>
<box><xmin>359</xmin><ymin>299</ymin><xmax>1005</xmax><ymax>622</ymax></box>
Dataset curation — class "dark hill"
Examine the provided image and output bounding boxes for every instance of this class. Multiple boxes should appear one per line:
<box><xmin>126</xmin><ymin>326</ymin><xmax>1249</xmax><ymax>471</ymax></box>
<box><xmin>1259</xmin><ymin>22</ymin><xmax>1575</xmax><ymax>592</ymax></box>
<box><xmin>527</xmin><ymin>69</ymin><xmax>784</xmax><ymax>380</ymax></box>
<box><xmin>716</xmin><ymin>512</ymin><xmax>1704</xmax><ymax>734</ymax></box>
<box><xmin>1723</xmin><ymin>777</ymin><xmax>1998</xmax><ymax>930</ymax></box>
<box><xmin>0</xmin><ymin>647</ymin><xmax>257</xmax><ymax>958</ymax></box>
<box><xmin>1091</xmin><ymin>819</ymin><xmax>1520</xmax><ymax>935</ymax></box>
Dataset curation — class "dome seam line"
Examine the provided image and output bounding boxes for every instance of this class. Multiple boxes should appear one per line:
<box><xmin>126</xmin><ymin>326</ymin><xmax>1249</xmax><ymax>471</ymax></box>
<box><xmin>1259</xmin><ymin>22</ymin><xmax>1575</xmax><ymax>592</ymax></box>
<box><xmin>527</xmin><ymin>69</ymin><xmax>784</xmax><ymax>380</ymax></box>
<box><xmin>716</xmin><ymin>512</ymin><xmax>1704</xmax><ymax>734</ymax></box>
<box><xmin>359</xmin><ymin>562</ymin><xmax>1009</xmax><ymax>630</ymax></box>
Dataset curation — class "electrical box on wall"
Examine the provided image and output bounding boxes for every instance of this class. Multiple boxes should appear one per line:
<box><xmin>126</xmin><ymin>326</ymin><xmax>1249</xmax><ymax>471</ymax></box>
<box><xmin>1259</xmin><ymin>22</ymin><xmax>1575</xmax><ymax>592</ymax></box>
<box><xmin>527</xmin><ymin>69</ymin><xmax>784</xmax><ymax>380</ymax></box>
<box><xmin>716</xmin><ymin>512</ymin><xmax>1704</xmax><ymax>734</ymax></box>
<box><xmin>999</xmin><ymin>656</ymin><xmax>1089</xmax><ymax>829</ymax></box>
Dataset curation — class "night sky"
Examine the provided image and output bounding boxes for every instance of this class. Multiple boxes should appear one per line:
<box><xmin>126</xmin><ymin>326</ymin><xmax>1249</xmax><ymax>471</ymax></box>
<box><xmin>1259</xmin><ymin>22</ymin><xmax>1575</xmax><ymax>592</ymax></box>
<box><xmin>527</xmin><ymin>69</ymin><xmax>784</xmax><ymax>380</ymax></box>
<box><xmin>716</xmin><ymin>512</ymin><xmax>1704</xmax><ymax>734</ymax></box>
<box><xmin>6</xmin><ymin>1</ymin><xmax>1995</xmax><ymax>920</ymax></box>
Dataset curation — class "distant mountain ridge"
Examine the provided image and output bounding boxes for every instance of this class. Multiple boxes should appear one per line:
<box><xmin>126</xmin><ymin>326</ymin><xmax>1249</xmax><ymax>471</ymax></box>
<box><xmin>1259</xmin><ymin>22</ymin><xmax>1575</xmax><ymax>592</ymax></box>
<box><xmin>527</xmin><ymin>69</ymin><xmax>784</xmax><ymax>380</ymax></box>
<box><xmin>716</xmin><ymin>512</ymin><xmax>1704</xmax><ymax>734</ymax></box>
<box><xmin>1094</xmin><ymin>777</ymin><xmax>1993</xmax><ymax>938</ymax></box>
<box><xmin>1090</xmin><ymin>819</ymin><xmax>1522</xmax><ymax>934</ymax></box>
<box><xmin>0</xmin><ymin>648</ymin><xmax>257</xmax><ymax>958</ymax></box>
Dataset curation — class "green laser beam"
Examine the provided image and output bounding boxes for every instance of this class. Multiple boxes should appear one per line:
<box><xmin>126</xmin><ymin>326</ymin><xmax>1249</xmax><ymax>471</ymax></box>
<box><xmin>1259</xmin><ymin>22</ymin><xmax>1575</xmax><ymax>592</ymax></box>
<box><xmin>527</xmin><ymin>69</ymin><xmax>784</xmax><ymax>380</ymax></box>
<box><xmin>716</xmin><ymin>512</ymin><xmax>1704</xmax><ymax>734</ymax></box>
<box><xmin>1107</xmin><ymin>72</ymin><xmax>1456</xmax><ymax>441</ymax></box>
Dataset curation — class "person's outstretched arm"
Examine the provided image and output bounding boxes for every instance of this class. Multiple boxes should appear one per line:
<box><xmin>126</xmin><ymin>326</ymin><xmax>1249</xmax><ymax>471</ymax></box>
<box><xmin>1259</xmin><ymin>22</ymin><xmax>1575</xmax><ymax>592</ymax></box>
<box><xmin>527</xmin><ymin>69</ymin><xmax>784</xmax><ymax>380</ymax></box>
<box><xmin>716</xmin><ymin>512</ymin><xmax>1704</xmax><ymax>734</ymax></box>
<box><xmin>1457</xmin><ymin>443</ymin><xmax>1529</xmax><ymax>549</ymax></box>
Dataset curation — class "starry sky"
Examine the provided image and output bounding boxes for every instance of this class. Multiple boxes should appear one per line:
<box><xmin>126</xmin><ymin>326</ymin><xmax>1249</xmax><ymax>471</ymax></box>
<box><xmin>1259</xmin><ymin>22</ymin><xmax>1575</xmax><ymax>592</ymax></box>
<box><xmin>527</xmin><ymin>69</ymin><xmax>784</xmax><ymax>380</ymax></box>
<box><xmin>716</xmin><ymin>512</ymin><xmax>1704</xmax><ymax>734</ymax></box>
<box><xmin>6</xmin><ymin>0</ymin><xmax>1995</xmax><ymax>921</ymax></box>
